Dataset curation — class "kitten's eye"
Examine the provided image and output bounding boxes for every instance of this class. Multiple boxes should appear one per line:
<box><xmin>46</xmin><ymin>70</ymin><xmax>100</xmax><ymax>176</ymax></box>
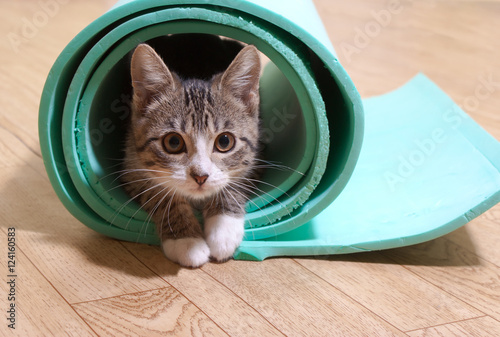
<box><xmin>215</xmin><ymin>132</ymin><xmax>235</xmax><ymax>152</ymax></box>
<box><xmin>163</xmin><ymin>133</ymin><xmax>185</xmax><ymax>154</ymax></box>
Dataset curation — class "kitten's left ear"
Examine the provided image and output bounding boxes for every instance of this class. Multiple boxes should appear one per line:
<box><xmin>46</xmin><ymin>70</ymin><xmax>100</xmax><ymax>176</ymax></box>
<box><xmin>220</xmin><ymin>45</ymin><xmax>261</xmax><ymax>108</ymax></box>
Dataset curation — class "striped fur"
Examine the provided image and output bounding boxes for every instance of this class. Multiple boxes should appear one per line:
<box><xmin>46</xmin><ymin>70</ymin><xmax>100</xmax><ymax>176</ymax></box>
<box><xmin>121</xmin><ymin>40</ymin><xmax>261</xmax><ymax>267</ymax></box>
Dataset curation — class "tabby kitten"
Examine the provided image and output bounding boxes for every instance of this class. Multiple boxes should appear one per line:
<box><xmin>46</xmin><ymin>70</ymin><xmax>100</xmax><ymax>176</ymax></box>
<box><xmin>122</xmin><ymin>42</ymin><xmax>261</xmax><ymax>268</ymax></box>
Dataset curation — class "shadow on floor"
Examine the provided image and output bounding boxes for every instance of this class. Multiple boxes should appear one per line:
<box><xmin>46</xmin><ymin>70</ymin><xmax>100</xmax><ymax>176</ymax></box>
<box><xmin>292</xmin><ymin>226</ymin><xmax>480</xmax><ymax>267</ymax></box>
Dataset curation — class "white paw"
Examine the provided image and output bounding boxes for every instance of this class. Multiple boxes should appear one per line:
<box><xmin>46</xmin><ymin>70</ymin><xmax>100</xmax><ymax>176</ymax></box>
<box><xmin>162</xmin><ymin>237</ymin><xmax>210</xmax><ymax>268</ymax></box>
<box><xmin>204</xmin><ymin>214</ymin><xmax>244</xmax><ymax>262</ymax></box>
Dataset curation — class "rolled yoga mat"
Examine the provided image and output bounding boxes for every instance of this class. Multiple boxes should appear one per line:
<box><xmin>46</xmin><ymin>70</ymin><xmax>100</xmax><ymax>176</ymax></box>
<box><xmin>39</xmin><ymin>0</ymin><xmax>500</xmax><ymax>261</ymax></box>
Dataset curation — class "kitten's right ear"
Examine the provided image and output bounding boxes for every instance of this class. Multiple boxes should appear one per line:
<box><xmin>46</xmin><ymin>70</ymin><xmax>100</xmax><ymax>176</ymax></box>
<box><xmin>130</xmin><ymin>44</ymin><xmax>175</xmax><ymax>106</ymax></box>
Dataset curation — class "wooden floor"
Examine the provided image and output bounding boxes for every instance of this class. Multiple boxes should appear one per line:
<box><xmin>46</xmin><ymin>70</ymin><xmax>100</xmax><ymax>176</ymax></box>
<box><xmin>1</xmin><ymin>0</ymin><xmax>499</xmax><ymax>336</ymax></box>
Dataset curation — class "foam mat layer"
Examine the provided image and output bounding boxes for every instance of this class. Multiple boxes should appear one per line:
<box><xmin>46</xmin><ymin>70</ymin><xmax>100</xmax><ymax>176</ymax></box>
<box><xmin>38</xmin><ymin>0</ymin><xmax>500</xmax><ymax>260</ymax></box>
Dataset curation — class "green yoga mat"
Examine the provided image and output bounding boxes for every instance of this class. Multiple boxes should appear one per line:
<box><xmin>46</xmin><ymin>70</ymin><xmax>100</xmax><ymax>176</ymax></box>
<box><xmin>39</xmin><ymin>0</ymin><xmax>500</xmax><ymax>261</ymax></box>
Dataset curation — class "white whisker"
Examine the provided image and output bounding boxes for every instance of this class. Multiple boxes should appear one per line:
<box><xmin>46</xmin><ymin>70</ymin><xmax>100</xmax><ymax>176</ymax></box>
<box><xmin>141</xmin><ymin>186</ymin><xmax>175</xmax><ymax>242</ymax></box>
<box><xmin>100</xmin><ymin>168</ymin><xmax>172</xmax><ymax>184</ymax></box>
<box><xmin>225</xmin><ymin>184</ymin><xmax>276</xmax><ymax>237</ymax></box>
<box><xmin>233</xmin><ymin>176</ymin><xmax>290</xmax><ymax>198</ymax></box>
<box><xmin>231</xmin><ymin>179</ymin><xmax>290</xmax><ymax>215</ymax></box>
<box><xmin>103</xmin><ymin>175</ymin><xmax>171</xmax><ymax>194</ymax></box>
<box><xmin>122</xmin><ymin>183</ymin><xmax>171</xmax><ymax>231</ymax></box>
<box><xmin>253</xmin><ymin>158</ymin><xmax>305</xmax><ymax>176</ymax></box>
<box><xmin>108</xmin><ymin>180</ymin><xmax>167</xmax><ymax>227</ymax></box>
<box><xmin>164</xmin><ymin>189</ymin><xmax>178</xmax><ymax>238</ymax></box>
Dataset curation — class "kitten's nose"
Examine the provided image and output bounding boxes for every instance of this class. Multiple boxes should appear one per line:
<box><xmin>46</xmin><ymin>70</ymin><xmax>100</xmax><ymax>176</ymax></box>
<box><xmin>191</xmin><ymin>173</ymin><xmax>209</xmax><ymax>186</ymax></box>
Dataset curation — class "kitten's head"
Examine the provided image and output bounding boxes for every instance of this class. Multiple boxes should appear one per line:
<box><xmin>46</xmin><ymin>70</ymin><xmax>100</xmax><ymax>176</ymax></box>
<box><xmin>127</xmin><ymin>43</ymin><xmax>260</xmax><ymax>200</ymax></box>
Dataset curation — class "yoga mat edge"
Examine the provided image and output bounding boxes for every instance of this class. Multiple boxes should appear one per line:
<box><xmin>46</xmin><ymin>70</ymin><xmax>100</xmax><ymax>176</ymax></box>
<box><xmin>38</xmin><ymin>0</ymin><xmax>500</xmax><ymax>260</ymax></box>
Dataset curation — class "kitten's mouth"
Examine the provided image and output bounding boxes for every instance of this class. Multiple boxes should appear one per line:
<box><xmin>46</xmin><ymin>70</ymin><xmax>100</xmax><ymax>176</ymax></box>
<box><xmin>185</xmin><ymin>183</ymin><xmax>218</xmax><ymax>199</ymax></box>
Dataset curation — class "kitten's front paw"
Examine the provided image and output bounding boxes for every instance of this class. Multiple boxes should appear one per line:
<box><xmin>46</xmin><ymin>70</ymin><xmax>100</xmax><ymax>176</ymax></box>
<box><xmin>162</xmin><ymin>237</ymin><xmax>210</xmax><ymax>268</ymax></box>
<box><xmin>205</xmin><ymin>214</ymin><xmax>244</xmax><ymax>262</ymax></box>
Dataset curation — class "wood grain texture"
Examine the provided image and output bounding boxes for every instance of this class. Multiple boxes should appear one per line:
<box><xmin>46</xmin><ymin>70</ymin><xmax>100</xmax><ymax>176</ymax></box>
<box><xmin>445</xmin><ymin>212</ymin><xmax>500</xmax><ymax>267</ymax></box>
<box><xmin>0</xmin><ymin>0</ymin><xmax>499</xmax><ymax>336</ymax></box>
<box><xmin>315</xmin><ymin>0</ymin><xmax>500</xmax><ymax>139</ymax></box>
<box><xmin>202</xmin><ymin>259</ymin><xmax>406</xmax><ymax>336</ymax></box>
<box><xmin>73</xmin><ymin>287</ymin><xmax>228</xmax><ymax>337</ymax></box>
<box><xmin>383</xmin><ymin>237</ymin><xmax>500</xmax><ymax>322</ymax></box>
<box><xmin>123</xmin><ymin>242</ymin><xmax>286</xmax><ymax>337</ymax></box>
<box><xmin>0</xmin><ymin>246</ymin><xmax>97</xmax><ymax>336</ymax></box>
<box><xmin>0</xmin><ymin>165</ymin><xmax>167</xmax><ymax>304</ymax></box>
<box><xmin>297</xmin><ymin>253</ymin><xmax>483</xmax><ymax>331</ymax></box>
<box><xmin>406</xmin><ymin>316</ymin><xmax>500</xmax><ymax>337</ymax></box>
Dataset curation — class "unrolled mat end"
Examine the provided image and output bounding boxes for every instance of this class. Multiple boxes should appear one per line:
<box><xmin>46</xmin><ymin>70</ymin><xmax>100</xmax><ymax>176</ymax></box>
<box><xmin>236</xmin><ymin>74</ymin><xmax>500</xmax><ymax>260</ymax></box>
<box><xmin>37</xmin><ymin>0</ymin><xmax>500</xmax><ymax>261</ymax></box>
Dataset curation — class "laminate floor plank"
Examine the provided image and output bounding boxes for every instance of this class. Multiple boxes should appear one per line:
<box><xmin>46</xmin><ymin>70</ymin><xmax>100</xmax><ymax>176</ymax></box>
<box><xmin>297</xmin><ymin>252</ymin><xmax>483</xmax><ymax>331</ymax></box>
<box><xmin>0</xmin><ymin>164</ymin><xmax>167</xmax><ymax>304</ymax></box>
<box><xmin>382</xmin><ymin>238</ymin><xmax>500</xmax><ymax>322</ymax></box>
<box><xmin>202</xmin><ymin>259</ymin><xmax>406</xmax><ymax>336</ymax></box>
<box><xmin>445</xmin><ymin>207</ymin><xmax>500</xmax><ymax>267</ymax></box>
<box><xmin>0</xmin><ymin>0</ymin><xmax>499</xmax><ymax>336</ymax></box>
<box><xmin>123</xmin><ymin>242</ymin><xmax>286</xmax><ymax>337</ymax></box>
<box><xmin>406</xmin><ymin>316</ymin><xmax>500</xmax><ymax>337</ymax></box>
<box><xmin>73</xmin><ymin>287</ymin><xmax>228</xmax><ymax>337</ymax></box>
<box><xmin>0</xmin><ymin>245</ymin><xmax>98</xmax><ymax>336</ymax></box>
